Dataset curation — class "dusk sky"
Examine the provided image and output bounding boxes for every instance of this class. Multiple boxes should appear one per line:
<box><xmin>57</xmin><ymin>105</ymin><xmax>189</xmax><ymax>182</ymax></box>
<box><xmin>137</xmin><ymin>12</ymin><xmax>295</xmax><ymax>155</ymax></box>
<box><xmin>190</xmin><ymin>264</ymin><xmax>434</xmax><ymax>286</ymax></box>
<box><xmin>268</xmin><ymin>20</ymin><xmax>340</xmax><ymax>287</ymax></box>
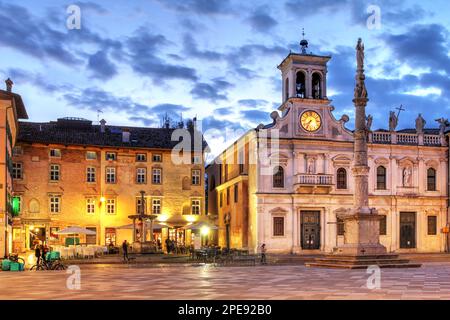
<box><xmin>1</xmin><ymin>0</ymin><xmax>450</xmax><ymax>157</ymax></box>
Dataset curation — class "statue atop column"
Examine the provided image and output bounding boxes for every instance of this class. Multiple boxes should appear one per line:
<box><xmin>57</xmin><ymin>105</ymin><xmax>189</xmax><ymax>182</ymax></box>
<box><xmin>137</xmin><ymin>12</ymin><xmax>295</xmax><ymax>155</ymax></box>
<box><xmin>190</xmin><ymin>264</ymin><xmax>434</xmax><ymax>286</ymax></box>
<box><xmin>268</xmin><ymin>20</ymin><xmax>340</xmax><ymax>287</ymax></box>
<box><xmin>354</xmin><ymin>38</ymin><xmax>367</xmax><ymax>100</ymax></box>
<box><xmin>389</xmin><ymin>111</ymin><xmax>398</xmax><ymax>132</ymax></box>
<box><xmin>415</xmin><ymin>114</ymin><xmax>426</xmax><ymax>134</ymax></box>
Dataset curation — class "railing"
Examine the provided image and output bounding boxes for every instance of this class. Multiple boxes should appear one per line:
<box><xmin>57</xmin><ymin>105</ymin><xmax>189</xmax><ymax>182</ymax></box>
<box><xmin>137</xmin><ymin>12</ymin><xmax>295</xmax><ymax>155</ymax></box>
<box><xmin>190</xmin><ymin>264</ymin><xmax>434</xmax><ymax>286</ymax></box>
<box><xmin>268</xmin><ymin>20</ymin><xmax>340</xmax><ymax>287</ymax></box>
<box><xmin>424</xmin><ymin>135</ymin><xmax>441</xmax><ymax>146</ymax></box>
<box><xmin>296</xmin><ymin>174</ymin><xmax>333</xmax><ymax>185</ymax></box>
<box><xmin>372</xmin><ymin>132</ymin><xmax>391</xmax><ymax>144</ymax></box>
<box><xmin>397</xmin><ymin>133</ymin><xmax>418</xmax><ymax>145</ymax></box>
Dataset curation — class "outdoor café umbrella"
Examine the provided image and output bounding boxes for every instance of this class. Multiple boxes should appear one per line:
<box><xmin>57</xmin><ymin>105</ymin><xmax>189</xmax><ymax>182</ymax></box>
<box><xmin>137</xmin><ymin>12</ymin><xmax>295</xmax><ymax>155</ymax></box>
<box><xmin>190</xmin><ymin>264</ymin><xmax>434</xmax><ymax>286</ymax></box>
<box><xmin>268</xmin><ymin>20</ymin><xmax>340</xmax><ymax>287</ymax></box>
<box><xmin>116</xmin><ymin>222</ymin><xmax>167</xmax><ymax>230</ymax></box>
<box><xmin>56</xmin><ymin>226</ymin><xmax>96</xmax><ymax>245</ymax></box>
<box><xmin>183</xmin><ymin>222</ymin><xmax>218</xmax><ymax>231</ymax></box>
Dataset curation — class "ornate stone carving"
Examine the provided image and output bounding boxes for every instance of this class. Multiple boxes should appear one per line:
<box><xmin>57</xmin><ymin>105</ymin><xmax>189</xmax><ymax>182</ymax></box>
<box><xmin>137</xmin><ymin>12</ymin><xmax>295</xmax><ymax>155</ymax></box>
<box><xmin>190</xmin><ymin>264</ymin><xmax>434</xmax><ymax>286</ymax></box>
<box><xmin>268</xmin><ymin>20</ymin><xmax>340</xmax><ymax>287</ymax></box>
<box><xmin>389</xmin><ymin>111</ymin><xmax>398</xmax><ymax>132</ymax></box>
<box><xmin>435</xmin><ymin>118</ymin><xmax>449</xmax><ymax>136</ymax></box>
<box><xmin>415</xmin><ymin>114</ymin><xmax>426</xmax><ymax>134</ymax></box>
<box><xmin>402</xmin><ymin>167</ymin><xmax>413</xmax><ymax>187</ymax></box>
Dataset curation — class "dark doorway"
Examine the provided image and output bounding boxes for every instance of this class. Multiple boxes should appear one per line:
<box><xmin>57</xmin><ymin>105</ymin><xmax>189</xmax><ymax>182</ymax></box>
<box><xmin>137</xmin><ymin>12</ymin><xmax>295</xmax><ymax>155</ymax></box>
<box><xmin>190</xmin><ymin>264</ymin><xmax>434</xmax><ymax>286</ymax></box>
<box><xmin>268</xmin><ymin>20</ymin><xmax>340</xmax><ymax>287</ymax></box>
<box><xmin>400</xmin><ymin>212</ymin><xmax>416</xmax><ymax>249</ymax></box>
<box><xmin>301</xmin><ymin>211</ymin><xmax>321</xmax><ymax>250</ymax></box>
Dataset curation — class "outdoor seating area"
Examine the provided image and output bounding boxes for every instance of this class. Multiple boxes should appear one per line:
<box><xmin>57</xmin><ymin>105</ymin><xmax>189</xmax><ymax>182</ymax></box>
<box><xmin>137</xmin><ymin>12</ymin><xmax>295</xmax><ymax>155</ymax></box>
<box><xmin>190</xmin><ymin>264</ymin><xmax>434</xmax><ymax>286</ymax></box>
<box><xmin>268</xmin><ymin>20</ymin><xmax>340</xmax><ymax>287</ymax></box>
<box><xmin>51</xmin><ymin>245</ymin><xmax>108</xmax><ymax>260</ymax></box>
<box><xmin>191</xmin><ymin>247</ymin><xmax>259</xmax><ymax>266</ymax></box>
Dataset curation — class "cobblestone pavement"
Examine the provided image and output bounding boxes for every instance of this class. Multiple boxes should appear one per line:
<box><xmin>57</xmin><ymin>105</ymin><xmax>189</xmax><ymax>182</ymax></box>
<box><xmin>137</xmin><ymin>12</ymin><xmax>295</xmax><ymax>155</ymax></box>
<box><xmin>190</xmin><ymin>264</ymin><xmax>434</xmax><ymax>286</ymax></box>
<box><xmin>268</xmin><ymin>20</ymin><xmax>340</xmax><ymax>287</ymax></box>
<box><xmin>2</xmin><ymin>262</ymin><xmax>450</xmax><ymax>300</ymax></box>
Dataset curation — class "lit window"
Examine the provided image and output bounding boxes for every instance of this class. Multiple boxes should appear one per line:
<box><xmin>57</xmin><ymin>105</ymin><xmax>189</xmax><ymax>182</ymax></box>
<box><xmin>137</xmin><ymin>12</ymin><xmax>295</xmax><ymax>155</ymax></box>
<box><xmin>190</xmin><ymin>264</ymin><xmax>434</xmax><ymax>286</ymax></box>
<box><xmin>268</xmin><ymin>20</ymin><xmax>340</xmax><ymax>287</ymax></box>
<box><xmin>49</xmin><ymin>195</ymin><xmax>61</xmax><ymax>213</ymax></box>
<box><xmin>191</xmin><ymin>169</ymin><xmax>201</xmax><ymax>185</ymax></box>
<box><xmin>12</xmin><ymin>162</ymin><xmax>22</xmax><ymax>179</ymax></box>
<box><xmin>152</xmin><ymin>154</ymin><xmax>162</xmax><ymax>162</ymax></box>
<box><xmin>273</xmin><ymin>217</ymin><xmax>284</xmax><ymax>236</ymax></box>
<box><xmin>136</xmin><ymin>167</ymin><xmax>147</xmax><ymax>184</ymax></box>
<box><xmin>152</xmin><ymin>168</ymin><xmax>162</xmax><ymax>184</ymax></box>
<box><xmin>105</xmin><ymin>152</ymin><xmax>117</xmax><ymax>161</ymax></box>
<box><xmin>86</xmin><ymin>167</ymin><xmax>96</xmax><ymax>183</ymax></box>
<box><xmin>106</xmin><ymin>199</ymin><xmax>116</xmax><ymax>215</ymax></box>
<box><xmin>50</xmin><ymin>149</ymin><xmax>61</xmax><ymax>158</ymax></box>
<box><xmin>191</xmin><ymin>199</ymin><xmax>201</xmax><ymax>215</ymax></box>
<box><xmin>50</xmin><ymin>164</ymin><xmax>60</xmax><ymax>181</ymax></box>
<box><xmin>136</xmin><ymin>153</ymin><xmax>147</xmax><ymax>162</ymax></box>
<box><xmin>106</xmin><ymin>167</ymin><xmax>116</xmax><ymax>183</ymax></box>
<box><xmin>86</xmin><ymin>151</ymin><xmax>97</xmax><ymax>160</ymax></box>
<box><xmin>152</xmin><ymin>198</ymin><xmax>161</xmax><ymax>214</ymax></box>
<box><xmin>86</xmin><ymin>198</ymin><xmax>95</xmax><ymax>214</ymax></box>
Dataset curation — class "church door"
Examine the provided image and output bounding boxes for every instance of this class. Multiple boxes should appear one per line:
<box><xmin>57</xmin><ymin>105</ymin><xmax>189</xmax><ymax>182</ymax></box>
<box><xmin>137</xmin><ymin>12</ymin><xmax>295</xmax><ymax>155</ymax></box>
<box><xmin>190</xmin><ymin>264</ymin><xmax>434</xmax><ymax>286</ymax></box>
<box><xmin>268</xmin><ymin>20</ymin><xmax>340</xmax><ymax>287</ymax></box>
<box><xmin>301</xmin><ymin>211</ymin><xmax>321</xmax><ymax>250</ymax></box>
<box><xmin>400</xmin><ymin>212</ymin><xmax>416</xmax><ymax>249</ymax></box>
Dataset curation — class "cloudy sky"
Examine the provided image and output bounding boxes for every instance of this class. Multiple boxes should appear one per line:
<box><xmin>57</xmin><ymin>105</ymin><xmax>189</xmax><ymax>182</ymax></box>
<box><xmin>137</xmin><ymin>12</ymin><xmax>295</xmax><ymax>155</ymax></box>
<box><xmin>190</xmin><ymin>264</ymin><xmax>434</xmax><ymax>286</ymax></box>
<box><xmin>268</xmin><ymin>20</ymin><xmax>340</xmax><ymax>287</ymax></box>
<box><xmin>1</xmin><ymin>0</ymin><xmax>450</xmax><ymax>158</ymax></box>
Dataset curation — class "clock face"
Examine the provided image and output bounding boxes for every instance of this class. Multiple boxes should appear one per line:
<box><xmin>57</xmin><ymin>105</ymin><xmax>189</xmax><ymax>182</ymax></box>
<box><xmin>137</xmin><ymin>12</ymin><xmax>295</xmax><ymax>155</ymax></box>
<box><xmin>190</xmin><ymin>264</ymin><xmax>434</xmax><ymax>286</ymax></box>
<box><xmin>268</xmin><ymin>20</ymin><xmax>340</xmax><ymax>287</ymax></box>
<box><xmin>301</xmin><ymin>111</ymin><xmax>322</xmax><ymax>132</ymax></box>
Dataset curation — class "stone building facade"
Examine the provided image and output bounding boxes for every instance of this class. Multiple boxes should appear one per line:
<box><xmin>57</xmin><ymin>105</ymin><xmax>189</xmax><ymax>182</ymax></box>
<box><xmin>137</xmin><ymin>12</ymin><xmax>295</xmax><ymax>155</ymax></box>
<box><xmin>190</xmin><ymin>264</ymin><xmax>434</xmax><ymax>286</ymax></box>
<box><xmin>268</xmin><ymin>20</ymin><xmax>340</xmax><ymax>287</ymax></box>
<box><xmin>11</xmin><ymin>117</ymin><xmax>208</xmax><ymax>252</ymax></box>
<box><xmin>207</xmin><ymin>45</ymin><xmax>449</xmax><ymax>254</ymax></box>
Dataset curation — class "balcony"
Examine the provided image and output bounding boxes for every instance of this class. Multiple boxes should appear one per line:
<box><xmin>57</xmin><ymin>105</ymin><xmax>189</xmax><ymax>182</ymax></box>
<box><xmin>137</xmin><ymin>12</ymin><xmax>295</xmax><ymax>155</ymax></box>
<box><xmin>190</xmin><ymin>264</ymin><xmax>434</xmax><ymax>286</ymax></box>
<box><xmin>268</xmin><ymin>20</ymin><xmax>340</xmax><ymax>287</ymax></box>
<box><xmin>294</xmin><ymin>174</ymin><xmax>333</xmax><ymax>194</ymax></box>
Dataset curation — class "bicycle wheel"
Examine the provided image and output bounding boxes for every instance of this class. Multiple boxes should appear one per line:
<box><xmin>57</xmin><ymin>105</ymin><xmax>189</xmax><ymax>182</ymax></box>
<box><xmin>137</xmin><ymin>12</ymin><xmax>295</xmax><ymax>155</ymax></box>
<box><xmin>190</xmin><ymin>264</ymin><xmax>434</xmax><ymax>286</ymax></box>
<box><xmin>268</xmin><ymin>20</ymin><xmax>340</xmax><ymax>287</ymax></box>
<box><xmin>54</xmin><ymin>263</ymin><xmax>66</xmax><ymax>270</ymax></box>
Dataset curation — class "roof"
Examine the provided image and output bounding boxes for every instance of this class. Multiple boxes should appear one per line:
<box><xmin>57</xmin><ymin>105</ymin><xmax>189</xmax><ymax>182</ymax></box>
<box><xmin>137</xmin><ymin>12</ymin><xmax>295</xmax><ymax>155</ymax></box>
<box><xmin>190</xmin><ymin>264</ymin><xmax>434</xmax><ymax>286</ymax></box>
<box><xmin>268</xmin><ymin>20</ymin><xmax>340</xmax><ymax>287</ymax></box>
<box><xmin>0</xmin><ymin>89</ymin><xmax>28</xmax><ymax>119</ymax></box>
<box><xmin>17</xmin><ymin>118</ymin><xmax>208</xmax><ymax>151</ymax></box>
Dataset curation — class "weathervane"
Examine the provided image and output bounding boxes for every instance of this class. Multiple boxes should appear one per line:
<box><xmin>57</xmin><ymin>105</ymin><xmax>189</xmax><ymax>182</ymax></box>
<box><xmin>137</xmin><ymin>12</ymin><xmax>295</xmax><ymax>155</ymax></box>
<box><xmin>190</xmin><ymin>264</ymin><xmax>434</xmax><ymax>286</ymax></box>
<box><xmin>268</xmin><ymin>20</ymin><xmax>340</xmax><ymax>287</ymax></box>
<box><xmin>300</xmin><ymin>28</ymin><xmax>308</xmax><ymax>54</ymax></box>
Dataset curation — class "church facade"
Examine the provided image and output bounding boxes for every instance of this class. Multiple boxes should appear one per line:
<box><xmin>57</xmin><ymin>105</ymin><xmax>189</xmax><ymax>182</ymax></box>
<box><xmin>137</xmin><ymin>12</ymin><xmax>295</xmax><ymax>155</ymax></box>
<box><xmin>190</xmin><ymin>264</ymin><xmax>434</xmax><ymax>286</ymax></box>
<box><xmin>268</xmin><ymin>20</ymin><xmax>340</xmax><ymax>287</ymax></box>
<box><xmin>206</xmin><ymin>42</ymin><xmax>449</xmax><ymax>254</ymax></box>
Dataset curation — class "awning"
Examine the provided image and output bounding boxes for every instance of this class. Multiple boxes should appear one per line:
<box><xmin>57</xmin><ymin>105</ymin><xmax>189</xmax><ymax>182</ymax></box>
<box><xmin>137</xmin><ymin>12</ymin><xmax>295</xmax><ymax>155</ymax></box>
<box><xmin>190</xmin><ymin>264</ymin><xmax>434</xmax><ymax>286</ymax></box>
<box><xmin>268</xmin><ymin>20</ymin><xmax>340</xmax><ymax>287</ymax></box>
<box><xmin>183</xmin><ymin>222</ymin><xmax>219</xmax><ymax>230</ymax></box>
<box><xmin>56</xmin><ymin>226</ymin><xmax>96</xmax><ymax>235</ymax></box>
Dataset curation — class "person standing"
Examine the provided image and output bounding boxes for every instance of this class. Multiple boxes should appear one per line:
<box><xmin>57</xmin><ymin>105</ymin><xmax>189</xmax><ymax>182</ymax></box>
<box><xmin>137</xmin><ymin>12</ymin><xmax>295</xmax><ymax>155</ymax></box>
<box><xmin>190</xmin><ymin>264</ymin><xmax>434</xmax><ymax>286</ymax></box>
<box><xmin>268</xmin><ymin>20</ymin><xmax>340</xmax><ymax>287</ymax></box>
<box><xmin>34</xmin><ymin>244</ymin><xmax>41</xmax><ymax>266</ymax></box>
<box><xmin>122</xmin><ymin>240</ymin><xmax>129</xmax><ymax>262</ymax></box>
<box><xmin>260</xmin><ymin>243</ymin><xmax>267</xmax><ymax>265</ymax></box>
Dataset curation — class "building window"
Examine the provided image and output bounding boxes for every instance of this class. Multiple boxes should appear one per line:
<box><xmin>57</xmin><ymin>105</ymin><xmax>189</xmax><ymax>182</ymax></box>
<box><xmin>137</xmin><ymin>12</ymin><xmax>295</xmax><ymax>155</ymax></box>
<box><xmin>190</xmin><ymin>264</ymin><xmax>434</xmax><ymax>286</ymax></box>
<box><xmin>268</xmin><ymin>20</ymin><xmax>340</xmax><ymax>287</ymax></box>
<box><xmin>86</xmin><ymin>151</ymin><xmax>97</xmax><ymax>160</ymax></box>
<box><xmin>12</xmin><ymin>146</ymin><xmax>23</xmax><ymax>157</ymax></box>
<box><xmin>136</xmin><ymin>167</ymin><xmax>147</xmax><ymax>184</ymax></box>
<box><xmin>86</xmin><ymin>198</ymin><xmax>95</xmax><ymax>214</ymax></box>
<box><xmin>12</xmin><ymin>162</ymin><xmax>22</xmax><ymax>179</ymax></box>
<box><xmin>376</xmin><ymin>166</ymin><xmax>387</xmax><ymax>190</ymax></box>
<box><xmin>226</xmin><ymin>188</ymin><xmax>230</xmax><ymax>205</ymax></box>
<box><xmin>105</xmin><ymin>152</ymin><xmax>117</xmax><ymax>161</ymax></box>
<box><xmin>273</xmin><ymin>217</ymin><xmax>285</xmax><ymax>236</ymax></box>
<box><xmin>152</xmin><ymin>198</ymin><xmax>161</xmax><ymax>214</ymax></box>
<box><xmin>234</xmin><ymin>184</ymin><xmax>238</xmax><ymax>203</ymax></box>
<box><xmin>152</xmin><ymin>168</ymin><xmax>162</xmax><ymax>184</ymax></box>
<box><xmin>106</xmin><ymin>167</ymin><xmax>116</xmax><ymax>183</ymax></box>
<box><xmin>50</xmin><ymin>149</ymin><xmax>61</xmax><ymax>158</ymax></box>
<box><xmin>191</xmin><ymin>199</ymin><xmax>201</xmax><ymax>215</ymax></box>
<box><xmin>337</xmin><ymin>218</ymin><xmax>345</xmax><ymax>236</ymax></box>
<box><xmin>50</xmin><ymin>164</ymin><xmax>60</xmax><ymax>181</ymax></box>
<box><xmin>86</xmin><ymin>167</ymin><xmax>96</xmax><ymax>183</ymax></box>
<box><xmin>136</xmin><ymin>197</ymin><xmax>146</xmax><ymax>214</ymax></box>
<box><xmin>336</xmin><ymin>168</ymin><xmax>347</xmax><ymax>189</ymax></box>
<box><xmin>49</xmin><ymin>195</ymin><xmax>61</xmax><ymax>213</ymax></box>
<box><xmin>427</xmin><ymin>168</ymin><xmax>437</xmax><ymax>191</ymax></box>
<box><xmin>152</xmin><ymin>154</ymin><xmax>162</xmax><ymax>162</ymax></box>
<box><xmin>219</xmin><ymin>192</ymin><xmax>223</xmax><ymax>208</ymax></box>
<box><xmin>379</xmin><ymin>215</ymin><xmax>387</xmax><ymax>235</ymax></box>
<box><xmin>428</xmin><ymin>216</ymin><xmax>437</xmax><ymax>235</ymax></box>
<box><xmin>106</xmin><ymin>199</ymin><xmax>116</xmax><ymax>215</ymax></box>
<box><xmin>192</xmin><ymin>169</ymin><xmax>201</xmax><ymax>185</ymax></box>
<box><xmin>136</xmin><ymin>153</ymin><xmax>147</xmax><ymax>162</ymax></box>
<box><xmin>273</xmin><ymin>166</ymin><xmax>284</xmax><ymax>188</ymax></box>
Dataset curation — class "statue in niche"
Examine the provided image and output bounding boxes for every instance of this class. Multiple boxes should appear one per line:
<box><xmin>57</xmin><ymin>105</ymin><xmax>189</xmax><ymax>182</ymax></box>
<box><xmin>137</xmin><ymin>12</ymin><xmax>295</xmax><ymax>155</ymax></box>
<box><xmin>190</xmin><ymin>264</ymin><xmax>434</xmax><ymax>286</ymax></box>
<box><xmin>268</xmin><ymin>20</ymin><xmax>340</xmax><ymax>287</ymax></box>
<box><xmin>389</xmin><ymin>111</ymin><xmax>398</xmax><ymax>132</ymax></box>
<box><xmin>403</xmin><ymin>167</ymin><xmax>412</xmax><ymax>187</ymax></box>
<box><xmin>435</xmin><ymin>118</ymin><xmax>450</xmax><ymax>135</ymax></box>
<box><xmin>415</xmin><ymin>113</ymin><xmax>426</xmax><ymax>134</ymax></box>
<box><xmin>366</xmin><ymin>114</ymin><xmax>373</xmax><ymax>132</ymax></box>
<box><xmin>307</xmin><ymin>158</ymin><xmax>315</xmax><ymax>174</ymax></box>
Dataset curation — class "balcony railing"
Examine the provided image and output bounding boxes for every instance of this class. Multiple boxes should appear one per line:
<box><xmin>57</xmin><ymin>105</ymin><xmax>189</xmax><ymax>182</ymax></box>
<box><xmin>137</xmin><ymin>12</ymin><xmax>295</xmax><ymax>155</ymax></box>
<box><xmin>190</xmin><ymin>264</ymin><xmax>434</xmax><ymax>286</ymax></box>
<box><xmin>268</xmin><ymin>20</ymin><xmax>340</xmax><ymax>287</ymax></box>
<box><xmin>296</xmin><ymin>174</ymin><xmax>333</xmax><ymax>186</ymax></box>
<box><xmin>372</xmin><ymin>131</ymin><xmax>443</xmax><ymax>146</ymax></box>
<box><xmin>424</xmin><ymin>135</ymin><xmax>441</xmax><ymax>146</ymax></box>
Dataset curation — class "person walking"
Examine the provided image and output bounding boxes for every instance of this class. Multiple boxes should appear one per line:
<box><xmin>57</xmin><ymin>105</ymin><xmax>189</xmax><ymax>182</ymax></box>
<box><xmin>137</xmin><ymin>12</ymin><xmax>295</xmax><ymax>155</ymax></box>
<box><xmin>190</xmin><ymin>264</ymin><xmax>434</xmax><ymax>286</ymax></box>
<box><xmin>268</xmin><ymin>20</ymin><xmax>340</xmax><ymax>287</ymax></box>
<box><xmin>122</xmin><ymin>240</ymin><xmax>129</xmax><ymax>262</ymax></box>
<box><xmin>260</xmin><ymin>243</ymin><xmax>267</xmax><ymax>265</ymax></box>
<box><xmin>34</xmin><ymin>244</ymin><xmax>41</xmax><ymax>266</ymax></box>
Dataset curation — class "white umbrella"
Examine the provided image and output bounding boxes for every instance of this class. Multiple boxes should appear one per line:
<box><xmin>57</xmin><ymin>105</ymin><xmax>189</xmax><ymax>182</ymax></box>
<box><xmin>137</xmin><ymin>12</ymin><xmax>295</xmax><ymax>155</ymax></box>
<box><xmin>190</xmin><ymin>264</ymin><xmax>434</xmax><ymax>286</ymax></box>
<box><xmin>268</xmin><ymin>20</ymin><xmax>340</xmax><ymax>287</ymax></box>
<box><xmin>116</xmin><ymin>222</ymin><xmax>166</xmax><ymax>230</ymax></box>
<box><xmin>56</xmin><ymin>226</ymin><xmax>96</xmax><ymax>246</ymax></box>
<box><xmin>184</xmin><ymin>222</ymin><xmax>218</xmax><ymax>231</ymax></box>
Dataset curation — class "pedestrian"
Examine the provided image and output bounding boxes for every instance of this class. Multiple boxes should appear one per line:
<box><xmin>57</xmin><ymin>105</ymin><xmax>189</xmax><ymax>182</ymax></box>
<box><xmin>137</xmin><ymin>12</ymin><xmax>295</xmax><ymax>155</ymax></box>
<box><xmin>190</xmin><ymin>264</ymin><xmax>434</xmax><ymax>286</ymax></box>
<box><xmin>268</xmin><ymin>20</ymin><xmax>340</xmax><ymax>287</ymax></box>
<box><xmin>34</xmin><ymin>244</ymin><xmax>41</xmax><ymax>266</ymax></box>
<box><xmin>122</xmin><ymin>240</ymin><xmax>129</xmax><ymax>262</ymax></box>
<box><xmin>165</xmin><ymin>238</ymin><xmax>170</xmax><ymax>254</ymax></box>
<box><xmin>260</xmin><ymin>243</ymin><xmax>267</xmax><ymax>265</ymax></box>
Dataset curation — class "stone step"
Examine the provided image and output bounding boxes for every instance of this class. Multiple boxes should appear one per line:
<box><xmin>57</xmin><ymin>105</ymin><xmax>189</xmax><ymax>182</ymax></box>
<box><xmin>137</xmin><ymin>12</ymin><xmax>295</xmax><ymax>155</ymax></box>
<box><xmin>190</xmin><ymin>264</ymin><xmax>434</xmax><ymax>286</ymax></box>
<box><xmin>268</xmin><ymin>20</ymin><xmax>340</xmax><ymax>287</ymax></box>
<box><xmin>305</xmin><ymin>262</ymin><xmax>422</xmax><ymax>269</ymax></box>
<box><xmin>310</xmin><ymin>258</ymin><xmax>411</xmax><ymax>265</ymax></box>
<box><xmin>323</xmin><ymin>254</ymin><xmax>400</xmax><ymax>260</ymax></box>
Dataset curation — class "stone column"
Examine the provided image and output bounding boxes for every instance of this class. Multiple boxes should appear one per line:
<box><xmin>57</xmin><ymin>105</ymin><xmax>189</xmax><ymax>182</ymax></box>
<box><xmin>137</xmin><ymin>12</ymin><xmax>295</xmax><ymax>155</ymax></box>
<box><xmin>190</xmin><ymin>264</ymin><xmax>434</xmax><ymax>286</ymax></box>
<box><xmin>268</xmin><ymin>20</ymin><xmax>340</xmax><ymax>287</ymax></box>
<box><xmin>306</xmin><ymin>69</ymin><xmax>313</xmax><ymax>99</ymax></box>
<box><xmin>336</xmin><ymin>38</ymin><xmax>386</xmax><ymax>256</ymax></box>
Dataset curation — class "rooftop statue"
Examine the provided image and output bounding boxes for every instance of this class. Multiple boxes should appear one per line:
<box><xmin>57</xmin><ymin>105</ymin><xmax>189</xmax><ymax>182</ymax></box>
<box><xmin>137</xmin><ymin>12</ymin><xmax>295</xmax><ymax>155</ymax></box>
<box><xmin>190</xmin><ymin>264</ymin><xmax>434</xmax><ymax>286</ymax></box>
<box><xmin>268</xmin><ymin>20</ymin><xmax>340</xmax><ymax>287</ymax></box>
<box><xmin>415</xmin><ymin>114</ymin><xmax>426</xmax><ymax>134</ymax></box>
<box><xmin>389</xmin><ymin>111</ymin><xmax>398</xmax><ymax>132</ymax></box>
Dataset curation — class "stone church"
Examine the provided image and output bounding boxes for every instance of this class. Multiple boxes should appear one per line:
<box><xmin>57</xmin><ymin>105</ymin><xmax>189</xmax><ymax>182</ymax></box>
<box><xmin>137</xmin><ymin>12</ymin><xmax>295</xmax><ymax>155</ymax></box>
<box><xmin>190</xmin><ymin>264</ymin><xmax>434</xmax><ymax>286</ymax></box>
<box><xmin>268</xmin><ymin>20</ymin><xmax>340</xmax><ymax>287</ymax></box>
<box><xmin>206</xmin><ymin>39</ymin><xmax>449</xmax><ymax>254</ymax></box>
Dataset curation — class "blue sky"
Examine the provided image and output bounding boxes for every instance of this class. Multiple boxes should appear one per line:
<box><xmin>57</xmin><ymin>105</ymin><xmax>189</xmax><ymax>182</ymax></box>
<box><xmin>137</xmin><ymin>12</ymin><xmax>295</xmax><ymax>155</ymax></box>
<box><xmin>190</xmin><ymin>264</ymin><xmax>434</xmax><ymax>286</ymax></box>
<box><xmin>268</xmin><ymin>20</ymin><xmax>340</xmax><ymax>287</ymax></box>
<box><xmin>1</xmin><ymin>0</ymin><xmax>450</xmax><ymax>157</ymax></box>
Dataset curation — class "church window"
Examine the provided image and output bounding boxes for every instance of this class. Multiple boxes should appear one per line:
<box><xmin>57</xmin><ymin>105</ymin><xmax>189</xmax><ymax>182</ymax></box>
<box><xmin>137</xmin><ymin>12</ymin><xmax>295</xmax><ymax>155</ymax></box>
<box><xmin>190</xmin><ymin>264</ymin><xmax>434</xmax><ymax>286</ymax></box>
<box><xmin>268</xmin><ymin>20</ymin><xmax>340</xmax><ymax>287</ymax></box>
<box><xmin>336</xmin><ymin>168</ymin><xmax>347</xmax><ymax>189</ymax></box>
<box><xmin>427</xmin><ymin>168</ymin><xmax>437</xmax><ymax>191</ymax></box>
<box><xmin>296</xmin><ymin>71</ymin><xmax>306</xmax><ymax>98</ymax></box>
<box><xmin>312</xmin><ymin>72</ymin><xmax>322</xmax><ymax>99</ymax></box>
<box><xmin>376</xmin><ymin>166</ymin><xmax>387</xmax><ymax>190</ymax></box>
<box><xmin>273</xmin><ymin>166</ymin><xmax>284</xmax><ymax>188</ymax></box>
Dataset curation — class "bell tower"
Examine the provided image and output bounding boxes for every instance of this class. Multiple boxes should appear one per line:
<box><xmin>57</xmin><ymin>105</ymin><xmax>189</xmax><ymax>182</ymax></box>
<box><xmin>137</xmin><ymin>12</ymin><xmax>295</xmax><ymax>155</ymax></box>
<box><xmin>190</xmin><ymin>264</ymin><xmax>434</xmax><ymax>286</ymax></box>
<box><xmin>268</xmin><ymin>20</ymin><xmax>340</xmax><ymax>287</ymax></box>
<box><xmin>278</xmin><ymin>32</ymin><xmax>331</xmax><ymax>105</ymax></box>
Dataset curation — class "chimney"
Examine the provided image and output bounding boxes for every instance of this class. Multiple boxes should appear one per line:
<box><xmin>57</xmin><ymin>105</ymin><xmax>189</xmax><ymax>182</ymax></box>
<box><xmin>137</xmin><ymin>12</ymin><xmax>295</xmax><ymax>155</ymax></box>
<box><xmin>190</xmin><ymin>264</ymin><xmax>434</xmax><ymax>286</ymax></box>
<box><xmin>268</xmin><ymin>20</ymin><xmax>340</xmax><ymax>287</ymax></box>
<box><xmin>122</xmin><ymin>129</ymin><xmax>130</xmax><ymax>143</ymax></box>
<box><xmin>100</xmin><ymin>119</ymin><xmax>106</xmax><ymax>133</ymax></box>
<box><xmin>5</xmin><ymin>78</ymin><xmax>13</xmax><ymax>92</ymax></box>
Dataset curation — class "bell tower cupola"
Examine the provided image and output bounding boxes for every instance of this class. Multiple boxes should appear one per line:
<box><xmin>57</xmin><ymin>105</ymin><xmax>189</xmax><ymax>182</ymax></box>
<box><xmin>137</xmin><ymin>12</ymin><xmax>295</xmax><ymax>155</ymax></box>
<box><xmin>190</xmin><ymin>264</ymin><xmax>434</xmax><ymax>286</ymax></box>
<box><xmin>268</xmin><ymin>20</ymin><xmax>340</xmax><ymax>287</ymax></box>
<box><xmin>278</xmin><ymin>31</ymin><xmax>331</xmax><ymax>104</ymax></box>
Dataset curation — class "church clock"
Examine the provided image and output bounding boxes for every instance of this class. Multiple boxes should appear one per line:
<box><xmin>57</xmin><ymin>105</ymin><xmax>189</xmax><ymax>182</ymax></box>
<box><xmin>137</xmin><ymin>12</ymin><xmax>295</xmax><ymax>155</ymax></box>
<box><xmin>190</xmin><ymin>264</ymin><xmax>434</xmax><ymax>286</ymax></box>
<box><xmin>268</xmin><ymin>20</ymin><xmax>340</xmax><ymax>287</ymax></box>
<box><xmin>300</xmin><ymin>110</ymin><xmax>322</xmax><ymax>132</ymax></box>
